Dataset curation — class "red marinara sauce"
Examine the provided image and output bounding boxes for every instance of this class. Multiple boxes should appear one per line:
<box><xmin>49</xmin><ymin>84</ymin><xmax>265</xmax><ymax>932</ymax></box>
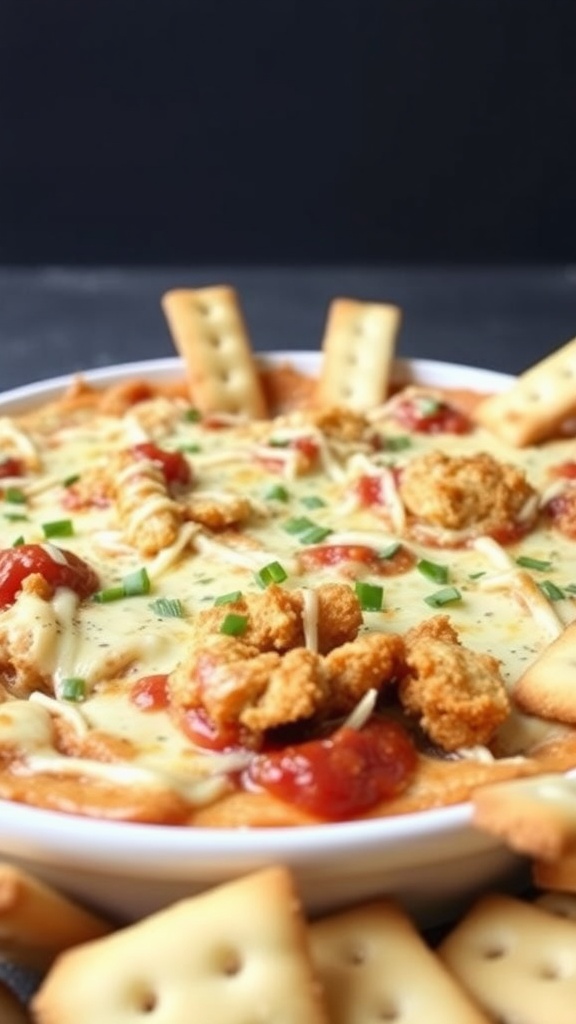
<box><xmin>130</xmin><ymin>674</ymin><xmax>170</xmax><ymax>711</ymax></box>
<box><xmin>298</xmin><ymin>542</ymin><xmax>415</xmax><ymax>576</ymax></box>
<box><xmin>132</xmin><ymin>442</ymin><xmax>192</xmax><ymax>486</ymax></box>
<box><xmin>246</xmin><ymin>716</ymin><xmax>417</xmax><ymax>820</ymax></box>
<box><xmin>0</xmin><ymin>544</ymin><xmax>100</xmax><ymax>608</ymax></box>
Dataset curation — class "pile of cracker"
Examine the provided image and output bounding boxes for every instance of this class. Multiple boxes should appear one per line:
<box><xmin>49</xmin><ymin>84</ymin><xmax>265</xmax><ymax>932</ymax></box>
<box><xmin>1</xmin><ymin>859</ymin><xmax>576</xmax><ymax>1023</ymax></box>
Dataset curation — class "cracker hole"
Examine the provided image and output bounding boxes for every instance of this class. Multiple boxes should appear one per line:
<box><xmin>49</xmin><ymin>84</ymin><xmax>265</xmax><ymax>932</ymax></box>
<box><xmin>345</xmin><ymin>942</ymin><xmax>367</xmax><ymax>965</ymax></box>
<box><xmin>375</xmin><ymin>1000</ymin><xmax>400</xmax><ymax>1021</ymax></box>
<box><xmin>133</xmin><ymin>987</ymin><xmax>158</xmax><ymax>1013</ymax></box>
<box><xmin>217</xmin><ymin>946</ymin><xmax>243</xmax><ymax>977</ymax></box>
<box><xmin>482</xmin><ymin>943</ymin><xmax>507</xmax><ymax>960</ymax></box>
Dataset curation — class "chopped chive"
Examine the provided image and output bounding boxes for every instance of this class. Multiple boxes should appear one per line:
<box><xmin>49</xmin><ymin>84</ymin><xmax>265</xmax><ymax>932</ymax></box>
<box><xmin>417</xmin><ymin>559</ymin><xmax>449</xmax><ymax>584</ymax></box>
<box><xmin>214</xmin><ymin>590</ymin><xmax>243</xmax><ymax>606</ymax></box>
<box><xmin>255</xmin><ymin>561</ymin><xmax>288</xmax><ymax>588</ymax></box>
<box><xmin>42</xmin><ymin>518</ymin><xmax>74</xmax><ymax>539</ymax></box>
<box><xmin>264</xmin><ymin>483</ymin><xmax>290</xmax><ymax>502</ymax></box>
<box><xmin>4</xmin><ymin>487</ymin><xmax>26</xmax><ymax>504</ymax></box>
<box><xmin>93</xmin><ymin>567</ymin><xmax>151</xmax><ymax>603</ymax></box>
<box><xmin>149</xmin><ymin>597</ymin><xmax>184</xmax><ymax>618</ymax></box>
<box><xmin>384</xmin><ymin>435</ymin><xmax>412</xmax><ymax>452</ymax></box>
<box><xmin>122</xmin><ymin>567</ymin><xmax>151</xmax><ymax>597</ymax></box>
<box><xmin>300</xmin><ymin>495</ymin><xmax>326</xmax><ymax>509</ymax></box>
<box><xmin>299</xmin><ymin>525</ymin><xmax>333</xmax><ymax>545</ymax></box>
<box><xmin>178</xmin><ymin>443</ymin><xmax>202</xmax><ymax>453</ymax></box>
<box><xmin>220</xmin><ymin>612</ymin><xmax>249</xmax><ymax>636</ymax></box>
<box><xmin>354</xmin><ymin>580</ymin><xmax>384</xmax><ymax>612</ymax></box>
<box><xmin>93</xmin><ymin>585</ymin><xmax>125</xmax><ymax>603</ymax></box>
<box><xmin>184</xmin><ymin>407</ymin><xmax>202</xmax><ymax>422</ymax></box>
<box><xmin>418</xmin><ymin>396</ymin><xmax>442</xmax><ymax>416</ymax></box>
<box><xmin>538</xmin><ymin>580</ymin><xmax>565</xmax><ymax>602</ymax></box>
<box><xmin>60</xmin><ymin>677</ymin><xmax>87</xmax><ymax>702</ymax></box>
<box><xmin>516</xmin><ymin>555</ymin><xmax>553</xmax><ymax>572</ymax></box>
<box><xmin>379</xmin><ymin>541</ymin><xmax>401</xmax><ymax>559</ymax></box>
<box><xmin>424</xmin><ymin>586</ymin><xmax>462</xmax><ymax>608</ymax></box>
<box><xmin>63</xmin><ymin>473</ymin><xmax>80</xmax><ymax>487</ymax></box>
<box><xmin>283</xmin><ymin>516</ymin><xmax>315</xmax><ymax>535</ymax></box>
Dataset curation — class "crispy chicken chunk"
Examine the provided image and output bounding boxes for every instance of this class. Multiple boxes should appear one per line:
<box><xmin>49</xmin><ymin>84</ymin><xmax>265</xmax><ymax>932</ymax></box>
<box><xmin>183</xmin><ymin>492</ymin><xmax>253</xmax><ymax>531</ymax></box>
<box><xmin>400</xmin><ymin>624</ymin><xmax>510</xmax><ymax>751</ymax></box>
<box><xmin>108</xmin><ymin>450</ymin><xmax>184</xmax><ymax>556</ymax></box>
<box><xmin>399</xmin><ymin>450</ymin><xmax>537</xmax><ymax>537</ymax></box>
<box><xmin>168</xmin><ymin>628</ymin><xmax>404</xmax><ymax>742</ymax></box>
<box><xmin>192</xmin><ymin>582</ymin><xmax>363</xmax><ymax>655</ymax></box>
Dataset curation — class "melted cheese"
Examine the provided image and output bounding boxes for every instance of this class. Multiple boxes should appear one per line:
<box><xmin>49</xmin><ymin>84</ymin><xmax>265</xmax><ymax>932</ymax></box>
<box><xmin>2</xmin><ymin>381</ymin><xmax>576</xmax><ymax>822</ymax></box>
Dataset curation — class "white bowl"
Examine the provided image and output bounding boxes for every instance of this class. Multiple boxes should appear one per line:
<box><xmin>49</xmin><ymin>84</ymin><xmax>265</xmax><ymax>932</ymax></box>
<box><xmin>0</xmin><ymin>354</ymin><xmax>525</xmax><ymax>927</ymax></box>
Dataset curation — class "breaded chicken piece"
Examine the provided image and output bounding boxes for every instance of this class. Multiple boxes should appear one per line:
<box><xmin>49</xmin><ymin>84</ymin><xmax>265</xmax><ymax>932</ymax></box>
<box><xmin>324</xmin><ymin>632</ymin><xmax>406</xmax><ymax>714</ymax></box>
<box><xmin>543</xmin><ymin>480</ymin><xmax>576</xmax><ymax>539</ymax></box>
<box><xmin>168</xmin><ymin>635</ymin><xmax>329</xmax><ymax>738</ymax></box>
<box><xmin>305</xmin><ymin>406</ymin><xmax>374</xmax><ymax>443</ymax></box>
<box><xmin>183</xmin><ymin>492</ymin><xmax>253</xmax><ymax>531</ymax></box>
<box><xmin>0</xmin><ymin>576</ymin><xmax>58</xmax><ymax>697</ymax></box>
<box><xmin>404</xmin><ymin>613</ymin><xmax>460</xmax><ymax>646</ymax></box>
<box><xmin>108</xmin><ymin>450</ymin><xmax>184</xmax><ymax>556</ymax></box>
<box><xmin>168</xmin><ymin>627</ymin><xmax>404</xmax><ymax>741</ymax></box>
<box><xmin>399</xmin><ymin>450</ymin><xmax>537</xmax><ymax>536</ymax></box>
<box><xmin>192</xmin><ymin>582</ymin><xmax>363</xmax><ymax>655</ymax></box>
<box><xmin>399</xmin><ymin>634</ymin><xmax>510</xmax><ymax>751</ymax></box>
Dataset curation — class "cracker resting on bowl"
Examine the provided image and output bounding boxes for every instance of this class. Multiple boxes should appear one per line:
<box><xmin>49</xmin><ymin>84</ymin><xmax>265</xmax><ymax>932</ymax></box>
<box><xmin>316</xmin><ymin>297</ymin><xmax>401</xmax><ymax>411</ymax></box>
<box><xmin>474</xmin><ymin>335</ymin><xmax>576</xmax><ymax>446</ymax></box>
<box><xmin>161</xmin><ymin>285</ymin><xmax>268</xmax><ymax>418</ymax></box>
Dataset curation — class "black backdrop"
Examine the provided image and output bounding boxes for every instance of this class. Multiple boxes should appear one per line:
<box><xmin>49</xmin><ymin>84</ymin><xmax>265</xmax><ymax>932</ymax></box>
<box><xmin>1</xmin><ymin>0</ymin><xmax>575</xmax><ymax>265</ymax></box>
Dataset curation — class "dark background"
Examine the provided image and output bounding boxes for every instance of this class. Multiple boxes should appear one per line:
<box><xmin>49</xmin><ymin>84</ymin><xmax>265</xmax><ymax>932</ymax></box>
<box><xmin>1</xmin><ymin>0</ymin><xmax>575</xmax><ymax>266</ymax></box>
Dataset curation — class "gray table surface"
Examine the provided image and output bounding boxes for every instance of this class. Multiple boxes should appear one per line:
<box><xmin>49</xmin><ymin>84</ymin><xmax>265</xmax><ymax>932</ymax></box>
<box><xmin>2</xmin><ymin>265</ymin><xmax>576</xmax><ymax>392</ymax></box>
<box><xmin>1</xmin><ymin>262</ymin><xmax>576</xmax><ymax>1008</ymax></box>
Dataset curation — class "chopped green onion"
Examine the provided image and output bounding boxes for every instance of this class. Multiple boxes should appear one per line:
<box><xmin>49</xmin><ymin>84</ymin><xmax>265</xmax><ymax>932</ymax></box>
<box><xmin>149</xmin><ymin>597</ymin><xmax>184</xmax><ymax>618</ymax></box>
<box><xmin>12</xmin><ymin>535</ymin><xmax>25</xmax><ymax>547</ymax></box>
<box><xmin>417</xmin><ymin>559</ymin><xmax>449</xmax><ymax>584</ymax></box>
<box><xmin>354</xmin><ymin>581</ymin><xmax>384</xmax><ymax>612</ymax></box>
<box><xmin>255</xmin><ymin>561</ymin><xmax>288</xmax><ymax>588</ymax></box>
<box><xmin>379</xmin><ymin>541</ymin><xmax>401</xmax><ymax>559</ymax></box>
<box><xmin>93</xmin><ymin>567</ymin><xmax>151</xmax><ymax>603</ymax></box>
<box><xmin>264</xmin><ymin>484</ymin><xmax>290</xmax><ymax>502</ymax></box>
<box><xmin>424</xmin><ymin>586</ymin><xmax>462</xmax><ymax>608</ymax></box>
<box><xmin>468</xmin><ymin>571</ymin><xmax>486</xmax><ymax>579</ymax></box>
<box><xmin>418</xmin><ymin>396</ymin><xmax>442</xmax><ymax>416</ymax></box>
<box><xmin>220</xmin><ymin>612</ymin><xmax>249</xmax><ymax>636</ymax></box>
<box><xmin>516</xmin><ymin>556</ymin><xmax>553</xmax><ymax>572</ymax></box>
<box><xmin>564</xmin><ymin>583</ymin><xmax>576</xmax><ymax>595</ymax></box>
<box><xmin>4</xmin><ymin>513</ymin><xmax>28</xmax><ymax>522</ymax></box>
<box><xmin>384</xmin><ymin>435</ymin><xmax>412</xmax><ymax>452</ymax></box>
<box><xmin>60</xmin><ymin>677</ymin><xmax>87</xmax><ymax>702</ymax></box>
<box><xmin>299</xmin><ymin>525</ymin><xmax>333</xmax><ymax>545</ymax></box>
<box><xmin>300</xmin><ymin>495</ymin><xmax>326</xmax><ymax>509</ymax></box>
<box><xmin>122</xmin><ymin>568</ymin><xmax>151</xmax><ymax>597</ymax></box>
<box><xmin>4</xmin><ymin>487</ymin><xmax>26</xmax><ymax>504</ymax></box>
<box><xmin>93</xmin><ymin>585</ymin><xmax>126</xmax><ymax>603</ymax></box>
<box><xmin>214</xmin><ymin>590</ymin><xmax>243</xmax><ymax>606</ymax></box>
<box><xmin>184</xmin><ymin>407</ymin><xmax>202</xmax><ymax>422</ymax></box>
<box><xmin>63</xmin><ymin>473</ymin><xmax>80</xmax><ymax>487</ymax></box>
<box><xmin>268</xmin><ymin>437</ymin><xmax>290</xmax><ymax>448</ymax></box>
<box><xmin>538</xmin><ymin>580</ymin><xmax>565</xmax><ymax>602</ymax></box>
<box><xmin>283</xmin><ymin>516</ymin><xmax>315</xmax><ymax>535</ymax></box>
<box><xmin>42</xmin><ymin>518</ymin><xmax>74</xmax><ymax>539</ymax></box>
<box><xmin>178</xmin><ymin>443</ymin><xmax>202</xmax><ymax>453</ymax></box>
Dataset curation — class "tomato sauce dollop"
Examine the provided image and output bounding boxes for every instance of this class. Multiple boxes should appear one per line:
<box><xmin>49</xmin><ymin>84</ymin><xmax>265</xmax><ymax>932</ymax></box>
<box><xmin>132</xmin><ymin>443</ymin><xmax>192</xmax><ymax>486</ymax></box>
<box><xmin>130</xmin><ymin>674</ymin><xmax>170</xmax><ymax>711</ymax></box>
<box><xmin>246</xmin><ymin>716</ymin><xmax>417</xmax><ymax>820</ymax></box>
<box><xmin>391</xmin><ymin>396</ymin><xmax>471</xmax><ymax>435</ymax></box>
<box><xmin>0</xmin><ymin>544</ymin><xmax>100</xmax><ymax>608</ymax></box>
